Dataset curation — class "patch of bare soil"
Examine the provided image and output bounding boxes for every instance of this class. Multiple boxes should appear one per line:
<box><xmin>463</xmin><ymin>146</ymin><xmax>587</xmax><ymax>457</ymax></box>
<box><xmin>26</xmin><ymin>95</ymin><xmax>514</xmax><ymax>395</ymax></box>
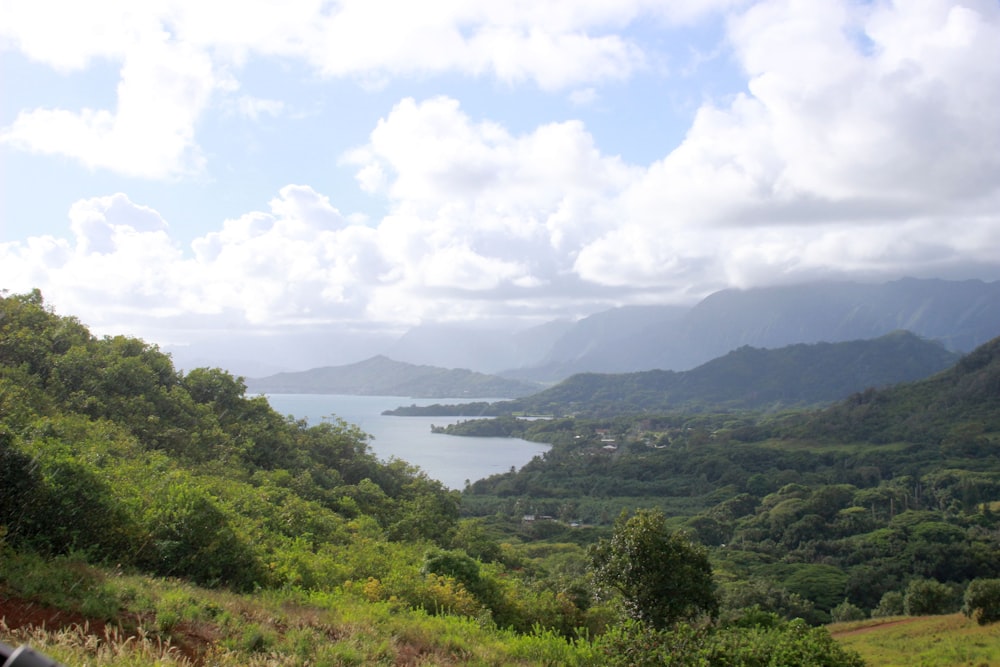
<box><xmin>0</xmin><ymin>594</ymin><xmax>215</xmax><ymax>665</ymax></box>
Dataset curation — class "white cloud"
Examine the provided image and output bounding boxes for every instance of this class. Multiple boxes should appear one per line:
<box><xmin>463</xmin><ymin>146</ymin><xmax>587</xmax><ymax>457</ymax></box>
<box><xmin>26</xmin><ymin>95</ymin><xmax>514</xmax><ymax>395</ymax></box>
<box><xmin>348</xmin><ymin>96</ymin><xmax>636</xmax><ymax>224</ymax></box>
<box><xmin>0</xmin><ymin>0</ymin><xmax>707</xmax><ymax>178</ymax></box>
<box><xmin>583</xmin><ymin>0</ymin><xmax>1000</xmax><ymax>288</ymax></box>
<box><xmin>0</xmin><ymin>0</ymin><xmax>152</xmax><ymax>70</ymax></box>
<box><xmin>0</xmin><ymin>193</ymin><xmax>186</xmax><ymax>324</ymax></box>
<box><xmin>721</xmin><ymin>0</ymin><xmax>1000</xmax><ymax>204</ymax></box>
<box><xmin>2</xmin><ymin>33</ymin><xmax>214</xmax><ymax>178</ymax></box>
<box><xmin>2</xmin><ymin>1</ymin><xmax>999</xmax><ymax>347</ymax></box>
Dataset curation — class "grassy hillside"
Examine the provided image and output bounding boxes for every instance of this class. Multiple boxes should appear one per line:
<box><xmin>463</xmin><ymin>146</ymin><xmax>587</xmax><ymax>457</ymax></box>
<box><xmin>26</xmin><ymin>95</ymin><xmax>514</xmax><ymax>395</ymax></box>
<box><xmin>830</xmin><ymin>614</ymin><xmax>1000</xmax><ymax>666</ymax></box>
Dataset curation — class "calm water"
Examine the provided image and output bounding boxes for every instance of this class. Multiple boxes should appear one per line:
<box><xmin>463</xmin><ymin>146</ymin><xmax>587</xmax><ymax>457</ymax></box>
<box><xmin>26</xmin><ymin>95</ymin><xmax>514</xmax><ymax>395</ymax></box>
<box><xmin>263</xmin><ymin>394</ymin><xmax>548</xmax><ymax>490</ymax></box>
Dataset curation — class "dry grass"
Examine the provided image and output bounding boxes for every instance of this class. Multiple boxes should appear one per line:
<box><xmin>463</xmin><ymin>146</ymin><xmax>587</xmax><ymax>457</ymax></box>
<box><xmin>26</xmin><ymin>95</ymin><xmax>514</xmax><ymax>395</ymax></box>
<box><xmin>1</xmin><ymin>618</ymin><xmax>193</xmax><ymax>666</ymax></box>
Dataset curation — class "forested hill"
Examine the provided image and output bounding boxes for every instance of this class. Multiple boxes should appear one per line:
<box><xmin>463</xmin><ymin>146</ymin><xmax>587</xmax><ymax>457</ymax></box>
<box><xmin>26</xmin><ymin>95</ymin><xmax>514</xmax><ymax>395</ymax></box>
<box><xmin>389</xmin><ymin>331</ymin><xmax>960</xmax><ymax>417</ymax></box>
<box><xmin>790</xmin><ymin>332</ymin><xmax>1000</xmax><ymax>445</ymax></box>
<box><xmin>246</xmin><ymin>354</ymin><xmax>541</xmax><ymax>398</ymax></box>
<box><xmin>0</xmin><ymin>289</ymin><xmax>462</xmax><ymax>590</ymax></box>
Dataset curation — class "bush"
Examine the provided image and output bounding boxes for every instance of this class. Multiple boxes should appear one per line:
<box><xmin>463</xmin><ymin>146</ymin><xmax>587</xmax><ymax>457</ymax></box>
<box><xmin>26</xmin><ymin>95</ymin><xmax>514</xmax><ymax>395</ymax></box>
<box><xmin>963</xmin><ymin>578</ymin><xmax>1000</xmax><ymax>625</ymax></box>
<box><xmin>903</xmin><ymin>579</ymin><xmax>957</xmax><ymax>616</ymax></box>
<box><xmin>138</xmin><ymin>481</ymin><xmax>263</xmax><ymax>590</ymax></box>
<box><xmin>871</xmin><ymin>590</ymin><xmax>904</xmax><ymax>618</ymax></box>
<box><xmin>831</xmin><ymin>599</ymin><xmax>866</xmax><ymax>622</ymax></box>
<box><xmin>720</xmin><ymin>578</ymin><xmax>817</xmax><ymax>625</ymax></box>
<box><xmin>593</xmin><ymin>618</ymin><xmax>865</xmax><ymax>667</ymax></box>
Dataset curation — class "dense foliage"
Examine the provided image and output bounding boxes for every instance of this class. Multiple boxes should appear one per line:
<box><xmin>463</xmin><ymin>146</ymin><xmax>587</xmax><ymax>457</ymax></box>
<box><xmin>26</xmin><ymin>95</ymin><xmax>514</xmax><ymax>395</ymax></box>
<box><xmin>0</xmin><ymin>290</ymin><xmax>453</xmax><ymax>584</ymax></box>
<box><xmin>594</xmin><ymin>618</ymin><xmax>865</xmax><ymax>667</ymax></box>
<box><xmin>459</xmin><ymin>335</ymin><xmax>1000</xmax><ymax>622</ymax></box>
<box><xmin>963</xmin><ymin>578</ymin><xmax>1000</xmax><ymax>625</ymax></box>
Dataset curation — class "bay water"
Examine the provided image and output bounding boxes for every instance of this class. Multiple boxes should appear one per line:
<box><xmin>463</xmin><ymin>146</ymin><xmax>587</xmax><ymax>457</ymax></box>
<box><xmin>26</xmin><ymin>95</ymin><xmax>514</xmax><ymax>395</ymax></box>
<box><xmin>263</xmin><ymin>394</ymin><xmax>548</xmax><ymax>490</ymax></box>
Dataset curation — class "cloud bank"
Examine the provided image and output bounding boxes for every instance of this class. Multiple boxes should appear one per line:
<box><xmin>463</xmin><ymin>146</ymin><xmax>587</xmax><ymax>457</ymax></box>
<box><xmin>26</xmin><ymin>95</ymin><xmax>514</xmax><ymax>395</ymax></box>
<box><xmin>2</xmin><ymin>0</ymin><xmax>999</xmax><ymax>355</ymax></box>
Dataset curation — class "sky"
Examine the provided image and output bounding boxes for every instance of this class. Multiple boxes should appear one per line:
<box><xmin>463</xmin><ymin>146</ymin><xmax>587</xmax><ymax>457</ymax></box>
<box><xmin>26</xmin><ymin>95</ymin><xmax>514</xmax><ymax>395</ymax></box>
<box><xmin>2</xmin><ymin>0</ymin><xmax>1000</xmax><ymax>371</ymax></box>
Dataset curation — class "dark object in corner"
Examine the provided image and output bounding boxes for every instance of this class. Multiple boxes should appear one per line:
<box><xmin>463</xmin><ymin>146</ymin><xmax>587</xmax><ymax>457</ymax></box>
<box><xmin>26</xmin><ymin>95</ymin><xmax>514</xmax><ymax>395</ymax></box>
<box><xmin>1</xmin><ymin>641</ymin><xmax>65</xmax><ymax>667</ymax></box>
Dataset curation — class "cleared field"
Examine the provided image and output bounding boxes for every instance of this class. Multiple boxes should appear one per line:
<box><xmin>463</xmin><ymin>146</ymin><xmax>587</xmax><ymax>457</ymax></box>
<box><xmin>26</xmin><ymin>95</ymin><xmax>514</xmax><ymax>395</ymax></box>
<box><xmin>830</xmin><ymin>614</ymin><xmax>1000</xmax><ymax>667</ymax></box>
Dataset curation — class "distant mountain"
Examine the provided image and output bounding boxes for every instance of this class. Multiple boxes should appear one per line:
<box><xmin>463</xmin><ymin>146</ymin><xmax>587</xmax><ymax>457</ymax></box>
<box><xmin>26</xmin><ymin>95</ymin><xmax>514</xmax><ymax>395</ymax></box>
<box><xmin>498</xmin><ymin>305</ymin><xmax>689</xmax><ymax>381</ymax></box>
<box><xmin>245</xmin><ymin>355</ymin><xmax>542</xmax><ymax>398</ymax></box>
<box><xmin>390</xmin><ymin>331</ymin><xmax>960</xmax><ymax>416</ymax></box>
<box><xmin>505</xmin><ymin>278</ymin><xmax>1000</xmax><ymax>382</ymax></box>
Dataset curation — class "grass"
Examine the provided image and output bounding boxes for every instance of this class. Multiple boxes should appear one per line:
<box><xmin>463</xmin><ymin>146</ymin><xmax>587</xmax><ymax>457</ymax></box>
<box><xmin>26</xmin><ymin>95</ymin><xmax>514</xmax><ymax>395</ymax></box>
<box><xmin>0</xmin><ymin>550</ymin><xmax>597</xmax><ymax>666</ymax></box>
<box><xmin>829</xmin><ymin>614</ymin><xmax>1000</xmax><ymax>667</ymax></box>
<box><xmin>7</xmin><ymin>549</ymin><xmax>995</xmax><ymax>666</ymax></box>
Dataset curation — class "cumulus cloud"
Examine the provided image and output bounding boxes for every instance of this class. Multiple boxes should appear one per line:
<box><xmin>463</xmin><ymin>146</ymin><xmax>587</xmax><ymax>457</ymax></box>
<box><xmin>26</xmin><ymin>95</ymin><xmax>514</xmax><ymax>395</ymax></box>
<box><xmin>0</xmin><ymin>193</ymin><xmax>185</xmax><ymax>323</ymax></box>
<box><xmin>0</xmin><ymin>0</ymin><xmax>704</xmax><ymax>177</ymax></box>
<box><xmin>2</xmin><ymin>0</ymin><xmax>999</xmax><ymax>348</ymax></box>
<box><xmin>601</xmin><ymin>0</ymin><xmax>1000</xmax><ymax>287</ymax></box>
<box><xmin>2</xmin><ymin>34</ymin><xmax>214</xmax><ymax>178</ymax></box>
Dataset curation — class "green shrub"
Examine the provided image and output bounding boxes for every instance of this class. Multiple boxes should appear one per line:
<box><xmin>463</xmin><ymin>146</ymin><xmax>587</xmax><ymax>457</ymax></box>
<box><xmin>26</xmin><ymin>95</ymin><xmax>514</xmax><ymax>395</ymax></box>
<box><xmin>138</xmin><ymin>480</ymin><xmax>263</xmax><ymax>590</ymax></box>
<box><xmin>592</xmin><ymin>618</ymin><xmax>865</xmax><ymax>667</ymax></box>
<box><xmin>871</xmin><ymin>590</ymin><xmax>905</xmax><ymax>618</ymax></box>
<box><xmin>831</xmin><ymin>599</ymin><xmax>866</xmax><ymax>622</ymax></box>
<box><xmin>963</xmin><ymin>578</ymin><xmax>1000</xmax><ymax>625</ymax></box>
<box><xmin>903</xmin><ymin>579</ymin><xmax>957</xmax><ymax>616</ymax></box>
<box><xmin>590</xmin><ymin>509</ymin><xmax>717</xmax><ymax>629</ymax></box>
<box><xmin>720</xmin><ymin>577</ymin><xmax>817</xmax><ymax>624</ymax></box>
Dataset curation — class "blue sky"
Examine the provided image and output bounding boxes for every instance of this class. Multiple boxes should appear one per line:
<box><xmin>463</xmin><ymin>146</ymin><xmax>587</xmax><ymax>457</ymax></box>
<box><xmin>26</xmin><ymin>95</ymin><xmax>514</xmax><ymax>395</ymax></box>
<box><xmin>2</xmin><ymin>0</ymin><xmax>1000</xmax><ymax>372</ymax></box>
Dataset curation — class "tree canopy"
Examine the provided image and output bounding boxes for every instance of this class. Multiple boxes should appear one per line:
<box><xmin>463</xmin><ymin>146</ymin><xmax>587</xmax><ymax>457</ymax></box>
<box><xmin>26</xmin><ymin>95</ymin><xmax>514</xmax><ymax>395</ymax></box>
<box><xmin>590</xmin><ymin>509</ymin><xmax>718</xmax><ymax>628</ymax></box>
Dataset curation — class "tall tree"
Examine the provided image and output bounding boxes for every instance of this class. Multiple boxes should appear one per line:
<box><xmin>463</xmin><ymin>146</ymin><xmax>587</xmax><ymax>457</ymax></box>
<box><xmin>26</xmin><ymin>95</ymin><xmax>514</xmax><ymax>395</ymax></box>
<box><xmin>590</xmin><ymin>509</ymin><xmax>717</xmax><ymax>629</ymax></box>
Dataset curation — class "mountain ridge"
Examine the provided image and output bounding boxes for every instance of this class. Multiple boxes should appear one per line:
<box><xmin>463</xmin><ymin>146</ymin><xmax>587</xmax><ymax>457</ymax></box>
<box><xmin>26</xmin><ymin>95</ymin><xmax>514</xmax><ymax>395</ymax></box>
<box><xmin>385</xmin><ymin>330</ymin><xmax>962</xmax><ymax>417</ymax></box>
<box><xmin>245</xmin><ymin>354</ymin><xmax>542</xmax><ymax>398</ymax></box>
<box><xmin>501</xmin><ymin>278</ymin><xmax>1000</xmax><ymax>382</ymax></box>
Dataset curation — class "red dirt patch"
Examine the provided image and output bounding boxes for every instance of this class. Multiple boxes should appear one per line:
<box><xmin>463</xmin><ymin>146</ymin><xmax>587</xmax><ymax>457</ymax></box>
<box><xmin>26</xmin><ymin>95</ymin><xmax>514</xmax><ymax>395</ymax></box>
<box><xmin>0</xmin><ymin>594</ymin><xmax>213</xmax><ymax>665</ymax></box>
<box><xmin>0</xmin><ymin>595</ymin><xmax>110</xmax><ymax>635</ymax></box>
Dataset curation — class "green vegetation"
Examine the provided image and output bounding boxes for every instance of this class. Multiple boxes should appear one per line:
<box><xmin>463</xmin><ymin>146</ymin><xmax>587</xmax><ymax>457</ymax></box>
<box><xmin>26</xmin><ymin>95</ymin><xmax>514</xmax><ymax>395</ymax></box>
<box><xmin>831</xmin><ymin>614</ymin><xmax>1000</xmax><ymax>666</ymax></box>
<box><xmin>458</xmin><ymin>334</ymin><xmax>1000</xmax><ymax>625</ymax></box>
<box><xmin>1</xmin><ymin>289</ymin><xmax>873</xmax><ymax>664</ymax></box>
<box><xmin>590</xmin><ymin>509</ymin><xmax>717</xmax><ymax>628</ymax></box>
<box><xmin>962</xmin><ymin>578</ymin><xmax>1000</xmax><ymax>625</ymax></box>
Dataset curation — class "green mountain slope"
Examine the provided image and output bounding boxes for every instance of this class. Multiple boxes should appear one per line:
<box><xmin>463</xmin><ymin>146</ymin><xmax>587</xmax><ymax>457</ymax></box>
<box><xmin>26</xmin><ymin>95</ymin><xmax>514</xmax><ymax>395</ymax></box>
<box><xmin>246</xmin><ymin>354</ymin><xmax>541</xmax><ymax>397</ymax></box>
<box><xmin>396</xmin><ymin>331</ymin><xmax>960</xmax><ymax>416</ymax></box>
<box><xmin>793</xmin><ymin>332</ymin><xmax>1000</xmax><ymax>445</ymax></box>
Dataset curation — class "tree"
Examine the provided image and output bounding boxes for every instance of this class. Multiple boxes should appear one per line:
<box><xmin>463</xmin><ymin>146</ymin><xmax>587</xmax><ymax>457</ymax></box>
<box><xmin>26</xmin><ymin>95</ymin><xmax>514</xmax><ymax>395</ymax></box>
<box><xmin>871</xmin><ymin>591</ymin><xmax>904</xmax><ymax>618</ymax></box>
<box><xmin>590</xmin><ymin>509</ymin><xmax>717</xmax><ymax>629</ymax></box>
<box><xmin>831</xmin><ymin>599</ymin><xmax>866</xmax><ymax>622</ymax></box>
<box><xmin>903</xmin><ymin>578</ymin><xmax>956</xmax><ymax>616</ymax></box>
<box><xmin>963</xmin><ymin>578</ymin><xmax>1000</xmax><ymax>625</ymax></box>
